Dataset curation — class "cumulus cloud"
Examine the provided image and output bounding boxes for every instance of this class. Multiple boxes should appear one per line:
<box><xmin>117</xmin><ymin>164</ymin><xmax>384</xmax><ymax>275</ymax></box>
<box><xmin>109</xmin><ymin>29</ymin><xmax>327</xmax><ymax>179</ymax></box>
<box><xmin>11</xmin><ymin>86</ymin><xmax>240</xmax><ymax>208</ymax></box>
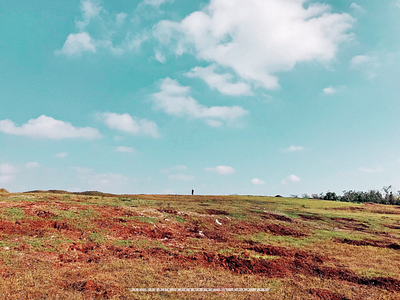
<box><xmin>282</xmin><ymin>145</ymin><xmax>304</xmax><ymax>152</ymax></box>
<box><xmin>0</xmin><ymin>163</ymin><xmax>17</xmax><ymax>184</ymax></box>
<box><xmin>358</xmin><ymin>167</ymin><xmax>384</xmax><ymax>173</ymax></box>
<box><xmin>0</xmin><ymin>115</ymin><xmax>101</xmax><ymax>140</ymax></box>
<box><xmin>350</xmin><ymin>55</ymin><xmax>381</xmax><ymax>79</ymax></box>
<box><xmin>115</xmin><ymin>146</ymin><xmax>137</xmax><ymax>153</ymax></box>
<box><xmin>26</xmin><ymin>162</ymin><xmax>40</xmax><ymax>170</ymax></box>
<box><xmin>154</xmin><ymin>0</ymin><xmax>354</xmax><ymax>90</ymax></box>
<box><xmin>323</xmin><ymin>86</ymin><xmax>336</xmax><ymax>95</ymax></box>
<box><xmin>56</xmin><ymin>0</ymin><xmax>146</xmax><ymax>57</ymax></box>
<box><xmin>152</xmin><ymin>78</ymin><xmax>248</xmax><ymax>127</ymax></box>
<box><xmin>141</xmin><ymin>0</ymin><xmax>173</xmax><ymax>8</ymax></box>
<box><xmin>56</xmin><ymin>32</ymin><xmax>97</xmax><ymax>57</ymax></box>
<box><xmin>252</xmin><ymin>178</ymin><xmax>265</xmax><ymax>185</ymax></box>
<box><xmin>186</xmin><ymin>65</ymin><xmax>252</xmax><ymax>96</ymax></box>
<box><xmin>205</xmin><ymin>165</ymin><xmax>236</xmax><ymax>175</ymax></box>
<box><xmin>282</xmin><ymin>174</ymin><xmax>301</xmax><ymax>184</ymax></box>
<box><xmin>350</xmin><ymin>3</ymin><xmax>363</xmax><ymax>11</ymax></box>
<box><xmin>98</xmin><ymin>112</ymin><xmax>160</xmax><ymax>138</ymax></box>
<box><xmin>168</xmin><ymin>174</ymin><xmax>194</xmax><ymax>181</ymax></box>
<box><xmin>55</xmin><ymin>152</ymin><xmax>68</xmax><ymax>158</ymax></box>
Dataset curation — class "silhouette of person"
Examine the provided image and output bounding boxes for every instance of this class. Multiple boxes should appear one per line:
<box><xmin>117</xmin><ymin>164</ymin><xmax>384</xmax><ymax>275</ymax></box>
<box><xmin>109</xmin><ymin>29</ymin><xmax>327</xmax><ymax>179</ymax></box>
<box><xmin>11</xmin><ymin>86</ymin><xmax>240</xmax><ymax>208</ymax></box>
<box><xmin>191</xmin><ymin>189</ymin><xmax>194</xmax><ymax>195</ymax></box>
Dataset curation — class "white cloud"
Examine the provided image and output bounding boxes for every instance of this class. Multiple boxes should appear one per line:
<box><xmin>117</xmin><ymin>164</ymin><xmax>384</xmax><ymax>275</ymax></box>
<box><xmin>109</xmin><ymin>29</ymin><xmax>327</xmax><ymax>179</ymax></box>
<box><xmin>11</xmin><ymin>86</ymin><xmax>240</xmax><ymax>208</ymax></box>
<box><xmin>56</xmin><ymin>32</ymin><xmax>97</xmax><ymax>57</ymax></box>
<box><xmin>350</xmin><ymin>3</ymin><xmax>363</xmax><ymax>11</ymax></box>
<box><xmin>282</xmin><ymin>174</ymin><xmax>301</xmax><ymax>184</ymax></box>
<box><xmin>350</xmin><ymin>55</ymin><xmax>380</xmax><ymax>79</ymax></box>
<box><xmin>57</xmin><ymin>1</ymin><xmax>147</xmax><ymax>57</ymax></box>
<box><xmin>252</xmin><ymin>178</ymin><xmax>265</xmax><ymax>185</ymax></box>
<box><xmin>205</xmin><ymin>165</ymin><xmax>236</xmax><ymax>175</ymax></box>
<box><xmin>116</xmin><ymin>146</ymin><xmax>137</xmax><ymax>153</ymax></box>
<box><xmin>351</xmin><ymin>55</ymin><xmax>373</xmax><ymax>66</ymax></box>
<box><xmin>55</xmin><ymin>152</ymin><xmax>68</xmax><ymax>158</ymax></box>
<box><xmin>282</xmin><ymin>145</ymin><xmax>304</xmax><ymax>152</ymax></box>
<box><xmin>155</xmin><ymin>50</ymin><xmax>166</xmax><ymax>63</ymax></box>
<box><xmin>186</xmin><ymin>65</ymin><xmax>252</xmax><ymax>96</ymax></box>
<box><xmin>152</xmin><ymin>78</ymin><xmax>248</xmax><ymax>127</ymax></box>
<box><xmin>323</xmin><ymin>86</ymin><xmax>336</xmax><ymax>95</ymax></box>
<box><xmin>26</xmin><ymin>162</ymin><xmax>40</xmax><ymax>170</ymax></box>
<box><xmin>154</xmin><ymin>0</ymin><xmax>354</xmax><ymax>90</ymax></box>
<box><xmin>358</xmin><ymin>167</ymin><xmax>384</xmax><ymax>173</ymax></box>
<box><xmin>0</xmin><ymin>163</ymin><xmax>17</xmax><ymax>184</ymax></box>
<box><xmin>168</xmin><ymin>174</ymin><xmax>194</xmax><ymax>181</ymax></box>
<box><xmin>141</xmin><ymin>0</ymin><xmax>173</xmax><ymax>8</ymax></box>
<box><xmin>116</xmin><ymin>12</ymin><xmax>127</xmax><ymax>25</ymax></box>
<box><xmin>0</xmin><ymin>115</ymin><xmax>101</xmax><ymax>140</ymax></box>
<box><xmin>98</xmin><ymin>112</ymin><xmax>160</xmax><ymax>138</ymax></box>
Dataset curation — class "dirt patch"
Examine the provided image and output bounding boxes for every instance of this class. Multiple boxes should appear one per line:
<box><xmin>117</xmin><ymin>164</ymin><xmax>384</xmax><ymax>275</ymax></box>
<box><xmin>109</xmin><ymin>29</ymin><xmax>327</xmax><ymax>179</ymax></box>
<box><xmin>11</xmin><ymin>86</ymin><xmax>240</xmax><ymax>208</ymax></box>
<box><xmin>158</xmin><ymin>208</ymin><xmax>178</xmax><ymax>214</ymax></box>
<box><xmin>299</xmin><ymin>214</ymin><xmax>323</xmax><ymax>221</ymax></box>
<box><xmin>0</xmin><ymin>220</ymin><xmax>49</xmax><ymax>237</ymax></box>
<box><xmin>262</xmin><ymin>212</ymin><xmax>293</xmax><ymax>222</ymax></box>
<box><xmin>330</xmin><ymin>218</ymin><xmax>369</xmax><ymax>231</ymax></box>
<box><xmin>69</xmin><ymin>280</ymin><xmax>119</xmax><ymax>299</ymax></box>
<box><xmin>205</xmin><ymin>209</ymin><xmax>229</xmax><ymax>215</ymax></box>
<box><xmin>335</xmin><ymin>238</ymin><xmax>400</xmax><ymax>250</ymax></box>
<box><xmin>246</xmin><ymin>243</ymin><xmax>325</xmax><ymax>262</ymax></box>
<box><xmin>332</xmin><ymin>207</ymin><xmax>364</xmax><ymax>211</ymax></box>
<box><xmin>265</xmin><ymin>224</ymin><xmax>306</xmax><ymax>237</ymax></box>
<box><xmin>309</xmin><ymin>288</ymin><xmax>351</xmax><ymax>300</ymax></box>
<box><xmin>385</xmin><ymin>224</ymin><xmax>400</xmax><ymax>230</ymax></box>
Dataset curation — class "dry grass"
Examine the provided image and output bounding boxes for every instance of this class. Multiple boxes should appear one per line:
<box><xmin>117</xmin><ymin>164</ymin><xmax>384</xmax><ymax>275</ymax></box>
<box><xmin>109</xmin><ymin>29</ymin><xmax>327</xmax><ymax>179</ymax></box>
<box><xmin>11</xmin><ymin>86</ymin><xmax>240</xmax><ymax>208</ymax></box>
<box><xmin>0</xmin><ymin>192</ymin><xmax>399</xmax><ymax>299</ymax></box>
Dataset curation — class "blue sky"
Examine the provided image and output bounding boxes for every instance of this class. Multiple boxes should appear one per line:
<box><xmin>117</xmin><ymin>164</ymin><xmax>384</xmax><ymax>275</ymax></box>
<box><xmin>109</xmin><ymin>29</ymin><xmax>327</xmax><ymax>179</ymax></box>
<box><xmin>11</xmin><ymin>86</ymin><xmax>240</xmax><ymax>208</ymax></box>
<box><xmin>1</xmin><ymin>0</ymin><xmax>400</xmax><ymax>195</ymax></box>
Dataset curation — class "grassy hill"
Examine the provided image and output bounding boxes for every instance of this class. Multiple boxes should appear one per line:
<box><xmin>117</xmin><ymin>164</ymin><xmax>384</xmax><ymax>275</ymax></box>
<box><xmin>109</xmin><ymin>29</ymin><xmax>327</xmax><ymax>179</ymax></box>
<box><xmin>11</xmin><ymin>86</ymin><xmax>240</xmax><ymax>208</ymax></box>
<box><xmin>0</xmin><ymin>192</ymin><xmax>399</xmax><ymax>299</ymax></box>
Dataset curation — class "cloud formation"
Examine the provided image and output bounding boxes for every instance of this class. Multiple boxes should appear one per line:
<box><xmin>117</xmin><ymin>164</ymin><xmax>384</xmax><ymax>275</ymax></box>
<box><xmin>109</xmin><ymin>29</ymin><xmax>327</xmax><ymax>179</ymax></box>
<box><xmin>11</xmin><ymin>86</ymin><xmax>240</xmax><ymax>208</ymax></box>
<box><xmin>205</xmin><ymin>165</ymin><xmax>236</xmax><ymax>175</ymax></box>
<box><xmin>0</xmin><ymin>163</ymin><xmax>17</xmax><ymax>184</ymax></box>
<box><xmin>154</xmin><ymin>0</ymin><xmax>354</xmax><ymax>90</ymax></box>
<box><xmin>99</xmin><ymin>112</ymin><xmax>160</xmax><ymax>138</ymax></box>
<box><xmin>186</xmin><ymin>65</ymin><xmax>252</xmax><ymax>96</ymax></box>
<box><xmin>252</xmin><ymin>178</ymin><xmax>265</xmax><ymax>185</ymax></box>
<box><xmin>323</xmin><ymin>86</ymin><xmax>336</xmax><ymax>95</ymax></box>
<box><xmin>0</xmin><ymin>115</ymin><xmax>101</xmax><ymax>140</ymax></box>
<box><xmin>115</xmin><ymin>146</ymin><xmax>137</xmax><ymax>153</ymax></box>
<box><xmin>282</xmin><ymin>174</ymin><xmax>301</xmax><ymax>184</ymax></box>
<box><xmin>152</xmin><ymin>78</ymin><xmax>248</xmax><ymax>127</ymax></box>
<box><xmin>56</xmin><ymin>0</ymin><xmax>147</xmax><ymax>57</ymax></box>
<box><xmin>282</xmin><ymin>145</ymin><xmax>304</xmax><ymax>152</ymax></box>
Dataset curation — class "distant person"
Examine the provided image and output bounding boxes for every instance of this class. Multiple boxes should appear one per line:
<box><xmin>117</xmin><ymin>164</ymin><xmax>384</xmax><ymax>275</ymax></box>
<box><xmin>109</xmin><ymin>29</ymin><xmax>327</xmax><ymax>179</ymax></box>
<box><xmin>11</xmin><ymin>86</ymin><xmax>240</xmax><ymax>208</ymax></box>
<box><xmin>191</xmin><ymin>189</ymin><xmax>194</xmax><ymax>195</ymax></box>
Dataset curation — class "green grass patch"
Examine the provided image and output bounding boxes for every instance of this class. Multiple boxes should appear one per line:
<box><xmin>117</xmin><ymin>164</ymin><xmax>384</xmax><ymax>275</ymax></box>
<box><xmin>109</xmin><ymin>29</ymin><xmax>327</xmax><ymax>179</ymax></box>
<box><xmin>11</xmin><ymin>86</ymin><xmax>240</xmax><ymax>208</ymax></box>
<box><xmin>88</xmin><ymin>232</ymin><xmax>104</xmax><ymax>244</ymax></box>
<box><xmin>6</xmin><ymin>207</ymin><xmax>25</xmax><ymax>220</ymax></box>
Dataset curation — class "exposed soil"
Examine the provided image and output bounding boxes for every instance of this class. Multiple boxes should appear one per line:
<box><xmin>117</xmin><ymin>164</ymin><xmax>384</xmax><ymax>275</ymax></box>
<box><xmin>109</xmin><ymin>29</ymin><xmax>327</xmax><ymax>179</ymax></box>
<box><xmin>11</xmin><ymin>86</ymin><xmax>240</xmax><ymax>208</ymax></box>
<box><xmin>309</xmin><ymin>288</ymin><xmax>351</xmax><ymax>300</ymax></box>
<box><xmin>330</xmin><ymin>217</ymin><xmax>369</xmax><ymax>231</ymax></box>
<box><xmin>299</xmin><ymin>214</ymin><xmax>323</xmax><ymax>221</ymax></box>
<box><xmin>385</xmin><ymin>224</ymin><xmax>400</xmax><ymax>230</ymax></box>
<box><xmin>262</xmin><ymin>212</ymin><xmax>293</xmax><ymax>222</ymax></box>
<box><xmin>335</xmin><ymin>238</ymin><xmax>400</xmax><ymax>250</ymax></box>
<box><xmin>332</xmin><ymin>207</ymin><xmax>364</xmax><ymax>211</ymax></box>
<box><xmin>205</xmin><ymin>209</ymin><xmax>230</xmax><ymax>215</ymax></box>
<box><xmin>265</xmin><ymin>224</ymin><xmax>306</xmax><ymax>237</ymax></box>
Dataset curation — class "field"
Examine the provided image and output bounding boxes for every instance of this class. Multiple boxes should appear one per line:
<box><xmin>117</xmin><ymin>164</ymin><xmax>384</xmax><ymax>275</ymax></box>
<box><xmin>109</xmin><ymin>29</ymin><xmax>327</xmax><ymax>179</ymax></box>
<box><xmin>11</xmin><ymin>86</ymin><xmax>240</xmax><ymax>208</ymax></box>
<box><xmin>0</xmin><ymin>191</ymin><xmax>399</xmax><ymax>299</ymax></box>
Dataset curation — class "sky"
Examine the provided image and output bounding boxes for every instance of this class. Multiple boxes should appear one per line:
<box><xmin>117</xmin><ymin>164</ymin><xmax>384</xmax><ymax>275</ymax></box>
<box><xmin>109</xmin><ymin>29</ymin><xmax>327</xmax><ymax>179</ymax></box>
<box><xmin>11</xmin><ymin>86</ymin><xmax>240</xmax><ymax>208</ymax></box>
<box><xmin>1</xmin><ymin>0</ymin><xmax>400</xmax><ymax>195</ymax></box>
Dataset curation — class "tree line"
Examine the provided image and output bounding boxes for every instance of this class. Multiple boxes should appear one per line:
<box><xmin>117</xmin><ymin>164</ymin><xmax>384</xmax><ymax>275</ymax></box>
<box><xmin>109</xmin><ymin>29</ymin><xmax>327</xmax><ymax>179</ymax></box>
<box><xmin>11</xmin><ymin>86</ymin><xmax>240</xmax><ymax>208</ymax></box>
<box><xmin>291</xmin><ymin>185</ymin><xmax>400</xmax><ymax>205</ymax></box>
